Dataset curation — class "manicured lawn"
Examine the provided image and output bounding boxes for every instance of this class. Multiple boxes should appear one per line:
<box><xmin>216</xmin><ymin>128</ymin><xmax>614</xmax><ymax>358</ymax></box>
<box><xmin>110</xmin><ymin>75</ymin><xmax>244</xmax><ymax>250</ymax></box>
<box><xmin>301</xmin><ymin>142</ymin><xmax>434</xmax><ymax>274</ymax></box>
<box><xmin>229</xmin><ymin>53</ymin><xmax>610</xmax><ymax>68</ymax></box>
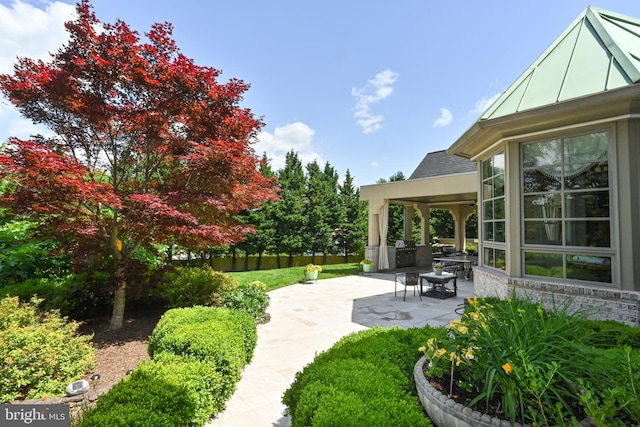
<box><xmin>227</xmin><ymin>262</ymin><xmax>360</xmax><ymax>292</ymax></box>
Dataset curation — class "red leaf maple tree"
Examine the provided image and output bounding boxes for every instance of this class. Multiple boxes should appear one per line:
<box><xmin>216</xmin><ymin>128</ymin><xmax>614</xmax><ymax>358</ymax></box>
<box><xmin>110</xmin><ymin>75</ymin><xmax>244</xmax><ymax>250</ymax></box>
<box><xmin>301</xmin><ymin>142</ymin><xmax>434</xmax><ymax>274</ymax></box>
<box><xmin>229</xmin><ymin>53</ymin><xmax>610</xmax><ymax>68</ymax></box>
<box><xmin>0</xmin><ymin>0</ymin><xmax>279</xmax><ymax>329</ymax></box>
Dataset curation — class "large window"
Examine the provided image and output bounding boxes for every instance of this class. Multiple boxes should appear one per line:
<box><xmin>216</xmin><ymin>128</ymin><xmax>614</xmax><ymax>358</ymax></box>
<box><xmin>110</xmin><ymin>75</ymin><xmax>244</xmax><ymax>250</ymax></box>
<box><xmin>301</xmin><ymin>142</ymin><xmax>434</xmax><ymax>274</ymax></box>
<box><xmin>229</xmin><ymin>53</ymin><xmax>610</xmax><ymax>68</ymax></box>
<box><xmin>481</xmin><ymin>152</ymin><xmax>506</xmax><ymax>270</ymax></box>
<box><xmin>521</xmin><ymin>131</ymin><xmax>612</xmax><ymax>283</ymax></box>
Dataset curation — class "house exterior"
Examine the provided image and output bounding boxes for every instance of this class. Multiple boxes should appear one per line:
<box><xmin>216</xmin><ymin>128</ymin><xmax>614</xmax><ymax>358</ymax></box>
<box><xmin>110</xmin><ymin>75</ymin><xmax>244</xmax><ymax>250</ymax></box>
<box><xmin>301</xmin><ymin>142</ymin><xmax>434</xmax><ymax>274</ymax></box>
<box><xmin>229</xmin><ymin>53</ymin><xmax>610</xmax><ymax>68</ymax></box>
<box><xmin>363</xmin><ymin>6</ymin><xmax>640</xmax><ymax>325</ymax></box>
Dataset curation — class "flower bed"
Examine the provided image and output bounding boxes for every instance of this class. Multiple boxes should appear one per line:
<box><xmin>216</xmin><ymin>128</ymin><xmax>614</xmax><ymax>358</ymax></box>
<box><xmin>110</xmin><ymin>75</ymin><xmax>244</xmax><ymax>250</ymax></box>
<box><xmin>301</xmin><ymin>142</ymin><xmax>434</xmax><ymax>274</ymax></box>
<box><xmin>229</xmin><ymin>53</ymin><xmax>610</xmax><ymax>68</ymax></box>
<box><xmin>417</xmin><ymin>294</ymin><xmax>640</xmax><ymax>426</ymax></box>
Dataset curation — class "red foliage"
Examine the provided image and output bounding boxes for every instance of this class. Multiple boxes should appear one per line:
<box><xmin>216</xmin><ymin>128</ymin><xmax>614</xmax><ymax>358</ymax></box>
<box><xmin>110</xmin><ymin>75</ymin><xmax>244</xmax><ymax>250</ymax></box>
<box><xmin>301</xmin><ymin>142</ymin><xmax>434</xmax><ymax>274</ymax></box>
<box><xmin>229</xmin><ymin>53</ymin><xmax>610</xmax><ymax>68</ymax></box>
<box><xmin>0</xmin><ymin>1</ymin><xmax>279</xmax><ymax>327</ymax></box>
<box><xmin>0</xmin><ymin>0</ymin><xmax>278</xmax><ymax>251</ymax></box>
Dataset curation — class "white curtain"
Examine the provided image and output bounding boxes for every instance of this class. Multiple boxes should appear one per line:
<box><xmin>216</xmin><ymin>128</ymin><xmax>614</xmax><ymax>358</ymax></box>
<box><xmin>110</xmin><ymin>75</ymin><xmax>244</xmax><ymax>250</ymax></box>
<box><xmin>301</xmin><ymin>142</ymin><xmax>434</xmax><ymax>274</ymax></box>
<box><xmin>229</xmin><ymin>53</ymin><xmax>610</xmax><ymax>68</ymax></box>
<box><xmin>541</xmin><ymin>195</ymin><xmax>559</xmax><ymax>241</ymax></box>
<box><xmin>378</xmin><ymin>201</ymin><xmax>390</xmax><ymax>270</ymax></box>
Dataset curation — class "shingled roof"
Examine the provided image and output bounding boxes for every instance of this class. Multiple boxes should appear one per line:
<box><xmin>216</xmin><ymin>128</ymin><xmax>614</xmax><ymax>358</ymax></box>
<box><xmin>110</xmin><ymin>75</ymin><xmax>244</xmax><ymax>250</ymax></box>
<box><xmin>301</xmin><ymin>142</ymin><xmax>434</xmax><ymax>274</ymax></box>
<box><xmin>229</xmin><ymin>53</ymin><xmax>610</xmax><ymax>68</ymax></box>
<box><xmin>408</xmin><ymin>150</ymin><xmax>476</xmax><ymax>180</ymax></box>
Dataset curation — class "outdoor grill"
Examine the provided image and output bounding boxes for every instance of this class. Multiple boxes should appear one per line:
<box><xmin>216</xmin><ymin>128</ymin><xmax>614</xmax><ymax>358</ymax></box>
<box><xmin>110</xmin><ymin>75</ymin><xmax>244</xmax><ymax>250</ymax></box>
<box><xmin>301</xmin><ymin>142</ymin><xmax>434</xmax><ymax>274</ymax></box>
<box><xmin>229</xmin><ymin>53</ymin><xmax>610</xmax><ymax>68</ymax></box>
<box><xmin>395</xmin><ymin>240</ymin><xmax>417</xmax><ymax>268</ymax></box>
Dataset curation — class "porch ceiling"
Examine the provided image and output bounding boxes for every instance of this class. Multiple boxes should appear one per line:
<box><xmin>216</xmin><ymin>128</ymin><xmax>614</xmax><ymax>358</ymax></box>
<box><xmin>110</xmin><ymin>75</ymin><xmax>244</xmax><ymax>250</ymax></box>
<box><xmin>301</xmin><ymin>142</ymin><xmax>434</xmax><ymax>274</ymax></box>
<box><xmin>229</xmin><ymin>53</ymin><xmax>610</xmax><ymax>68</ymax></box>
<box><xmin>391</xmin><ymin>192</ymin><xmax>477</xmax><ymax>206</ymax></box>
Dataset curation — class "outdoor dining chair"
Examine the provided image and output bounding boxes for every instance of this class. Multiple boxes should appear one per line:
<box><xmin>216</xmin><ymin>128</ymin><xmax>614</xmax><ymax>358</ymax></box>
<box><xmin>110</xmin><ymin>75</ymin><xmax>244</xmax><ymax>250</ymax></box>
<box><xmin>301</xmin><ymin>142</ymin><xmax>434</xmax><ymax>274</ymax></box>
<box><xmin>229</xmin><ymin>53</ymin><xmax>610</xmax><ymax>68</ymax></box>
<box><xmin>394</xmin><ymin>271</ymin><xmax>422</xmax><ymax>301</ymax></box>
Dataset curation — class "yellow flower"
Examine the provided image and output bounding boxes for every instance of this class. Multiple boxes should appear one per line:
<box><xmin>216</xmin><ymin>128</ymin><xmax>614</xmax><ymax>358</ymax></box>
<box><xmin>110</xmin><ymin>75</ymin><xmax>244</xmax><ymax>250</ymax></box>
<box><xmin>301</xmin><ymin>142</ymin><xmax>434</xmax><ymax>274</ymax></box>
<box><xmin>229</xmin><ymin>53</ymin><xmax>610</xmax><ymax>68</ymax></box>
<box><xmin>449</xmin><ymin>318</ymin><xmax>469</xmax><ymax>334</ymax></box>
<box><xmin>418</xmin><ymin>346</ymin><xmax>426</xmax><ymax>353</ymax></box>
<box><xmin>426</xmin><ymin>337</ymin><xmax>436</xmax><ymax>352</ymax></box>
<box><xmin>467</xmin><ymin>296</ymin><xmax>478</xmax><ymax>307</ymax></box>
<box><xmin>502</xmin><ymin>362</ymin><xmax>514</xmax><ymax>375</ymax></box>
<box><xmin>433</xmin><ymin>348</ymin><xmax>447</xmax><ymax>358</ymax></box>
<box><xmin>463</xmin><ymin>347</ymin><xmax>475</xmax><ymax>361</ymax></box>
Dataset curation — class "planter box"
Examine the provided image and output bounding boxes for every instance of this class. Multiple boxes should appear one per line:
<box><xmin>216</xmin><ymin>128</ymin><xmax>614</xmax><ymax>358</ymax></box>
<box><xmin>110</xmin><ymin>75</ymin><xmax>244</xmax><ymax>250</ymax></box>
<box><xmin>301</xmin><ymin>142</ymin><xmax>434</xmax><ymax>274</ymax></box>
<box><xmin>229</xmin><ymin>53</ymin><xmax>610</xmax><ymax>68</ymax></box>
<box><xmin>413</xmin><ymin>356</ymin><xmax>526</xmax><ymax>427</ymax></box>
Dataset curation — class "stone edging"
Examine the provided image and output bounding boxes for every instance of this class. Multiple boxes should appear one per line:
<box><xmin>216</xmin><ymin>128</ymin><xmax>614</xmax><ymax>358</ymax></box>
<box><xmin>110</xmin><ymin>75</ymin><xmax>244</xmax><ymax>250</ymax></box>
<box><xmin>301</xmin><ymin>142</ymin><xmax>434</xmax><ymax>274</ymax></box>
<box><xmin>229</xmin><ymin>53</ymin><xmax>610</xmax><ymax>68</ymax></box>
<box><xmin>413</xmin><ymin>356</ymin><xmax>526</xmax><ymax>427</ymax></box>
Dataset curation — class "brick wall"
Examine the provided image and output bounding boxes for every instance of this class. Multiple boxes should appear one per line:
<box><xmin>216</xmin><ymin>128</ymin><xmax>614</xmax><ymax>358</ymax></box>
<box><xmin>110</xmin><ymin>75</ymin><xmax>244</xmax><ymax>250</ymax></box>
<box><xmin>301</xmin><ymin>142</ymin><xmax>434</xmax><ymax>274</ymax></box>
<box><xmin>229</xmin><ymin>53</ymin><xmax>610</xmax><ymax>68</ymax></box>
<box><xmin>473</xmin><ymin>267</ymin><xmax>640</xmax><ymax>326</ymax></box>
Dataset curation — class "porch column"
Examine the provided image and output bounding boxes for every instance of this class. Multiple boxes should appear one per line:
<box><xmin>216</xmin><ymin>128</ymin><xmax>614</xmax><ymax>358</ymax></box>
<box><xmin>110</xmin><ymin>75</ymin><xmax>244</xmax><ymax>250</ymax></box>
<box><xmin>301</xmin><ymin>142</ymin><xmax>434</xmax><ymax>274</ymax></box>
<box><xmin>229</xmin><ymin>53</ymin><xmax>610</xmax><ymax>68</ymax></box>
<box><xmin>365</xmin><ymin>197</ymin><xmax>385</xmax><ymax>271</ymax></box>
<box><xmin>367</xmin><ymin>200</ymin><xmax>381</xmax><ymax>247</ymax></box>
<box><xmin>404</xmin><ymin>205</ymin><xmax>415</xmax><ymax>241</ymax></box>
<box><xmin>414</xmin><ymin>203</ymin><xmax>429</xmax><ymax>245</ymax></box>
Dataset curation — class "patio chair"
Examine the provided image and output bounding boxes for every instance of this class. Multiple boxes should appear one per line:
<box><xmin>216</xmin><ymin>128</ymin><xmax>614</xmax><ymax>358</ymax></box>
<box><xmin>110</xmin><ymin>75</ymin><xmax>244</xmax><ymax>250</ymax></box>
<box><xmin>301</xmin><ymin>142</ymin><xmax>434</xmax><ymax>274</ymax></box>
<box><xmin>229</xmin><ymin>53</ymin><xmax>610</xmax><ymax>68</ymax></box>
<box><xmin>394</xmin><ymin>271</ymin><xmax>422</xmax><ymax>301</ymax></box>
<box><xmin>442</xmin><ymin>262</ymin><xmax>459</xmax><ymax>277</ymax></box>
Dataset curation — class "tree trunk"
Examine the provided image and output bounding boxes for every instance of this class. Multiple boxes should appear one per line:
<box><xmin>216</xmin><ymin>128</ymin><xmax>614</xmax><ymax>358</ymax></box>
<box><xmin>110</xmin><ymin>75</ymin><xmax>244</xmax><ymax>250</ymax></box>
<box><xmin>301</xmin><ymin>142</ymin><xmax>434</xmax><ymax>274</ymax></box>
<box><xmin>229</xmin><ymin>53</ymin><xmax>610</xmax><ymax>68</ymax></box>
<box><xmin>109</xmin><ymin>262</ymin><xmax>127</xmax><ymax>330</ymax></box>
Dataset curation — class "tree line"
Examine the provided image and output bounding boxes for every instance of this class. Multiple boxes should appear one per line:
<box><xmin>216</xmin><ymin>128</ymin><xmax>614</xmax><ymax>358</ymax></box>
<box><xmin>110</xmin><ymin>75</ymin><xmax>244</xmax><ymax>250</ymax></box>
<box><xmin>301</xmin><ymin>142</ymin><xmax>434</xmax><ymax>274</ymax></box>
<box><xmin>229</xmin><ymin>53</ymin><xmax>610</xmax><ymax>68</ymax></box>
<box><xmin>207</xmin><ymin>150</ymin><xmax>368</xmax><ymax>270</ymax></box>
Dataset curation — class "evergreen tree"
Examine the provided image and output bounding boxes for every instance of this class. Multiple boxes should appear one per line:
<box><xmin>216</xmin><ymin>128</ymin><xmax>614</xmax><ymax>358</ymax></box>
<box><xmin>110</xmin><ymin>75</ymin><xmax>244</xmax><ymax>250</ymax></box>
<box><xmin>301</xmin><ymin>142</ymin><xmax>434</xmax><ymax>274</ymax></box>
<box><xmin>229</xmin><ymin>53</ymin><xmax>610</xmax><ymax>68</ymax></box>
<box><xmin>387</xmin><ymin>171</ymin><xmax>406</xmax><ymax>244</ymax></box>
<box><xmin>304</xmin><ymin>161</ymin><xmax>336</xmax><ymax>263</ymax></box>
<box><xmin>236</xmin><ymin>153</ymin><xmax>278</xmax><ymax>269</ymax></box>
<box><xmin>337</xmin><ymin>169</ymin><xmax>366</xmax><ymax>260</ymax></box>
<box><xmin>271</xmin><ymin>151</ymin><xmax>307</xmax><ymax>267</ymax></box>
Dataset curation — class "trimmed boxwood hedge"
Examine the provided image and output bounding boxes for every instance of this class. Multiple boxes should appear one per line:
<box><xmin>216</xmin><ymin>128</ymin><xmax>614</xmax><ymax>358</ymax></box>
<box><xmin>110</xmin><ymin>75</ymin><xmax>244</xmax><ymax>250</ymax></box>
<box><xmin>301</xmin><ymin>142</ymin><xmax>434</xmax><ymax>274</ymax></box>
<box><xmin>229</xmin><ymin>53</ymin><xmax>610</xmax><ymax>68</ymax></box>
<box><xmin>78</xmin><ymin>306</ymin><xmax>257</xmax><ymax>426</ymax></box>
<box><xmin>79</xmin><ymin>354</ymin><xmax>221</xmax><ymax>427</ymax></box>
<box><xmin>283</xmin><ymin>326</ymin><xmax>446</xmax><ymax>427</ymax></box>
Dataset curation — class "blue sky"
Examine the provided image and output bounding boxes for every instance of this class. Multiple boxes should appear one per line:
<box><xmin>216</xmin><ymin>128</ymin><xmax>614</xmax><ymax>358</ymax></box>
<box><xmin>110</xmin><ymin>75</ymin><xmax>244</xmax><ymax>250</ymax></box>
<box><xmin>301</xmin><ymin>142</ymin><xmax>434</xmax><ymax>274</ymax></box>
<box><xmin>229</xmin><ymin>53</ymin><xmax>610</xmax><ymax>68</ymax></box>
<box><xmin>2</xmin><ymin>1</ymin><xmax>640</xmax><ymax>186</ymax></box>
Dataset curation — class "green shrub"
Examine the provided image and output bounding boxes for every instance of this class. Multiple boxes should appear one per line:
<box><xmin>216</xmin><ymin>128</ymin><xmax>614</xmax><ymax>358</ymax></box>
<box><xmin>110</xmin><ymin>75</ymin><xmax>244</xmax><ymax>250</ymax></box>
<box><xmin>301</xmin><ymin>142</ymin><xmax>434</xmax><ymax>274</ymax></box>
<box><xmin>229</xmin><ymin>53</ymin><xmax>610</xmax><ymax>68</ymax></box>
<box><xmin>147</xmin><ymin>306</ymin><xmax>256</xmax><ymax>401</ymax></box>
<box><xmin>283</xmin><ymin>326</ymin><xmax>439</xmax><ymax>426</ymax></box>
<box><xmin>576</xmin><ymin>318</ymin><xmax>640</xmax><ymax>348</ymax></box>
<box><xmin>577</xmin><ymin>346</ymin><xmax>640</xmax><ymax>426</ymax></box>
<box><xmin>222</xmin><ymin>280</ymin><xmax>270</xmax><ymax>322</ymax></box>
<box><xmin>0</xmin><ymin>296</ymin><xmax>94</xmax><ymax>402</ymax></box>
<box><xmin>156</xmin><ymin>266</ymin><xmax>238</xmax><ymax>308</ymax></box>
<box><xmin>292</xmin><ymin>359</ymin><xmax>432</xmax><ymax>427</ymax></box>
<box><xmin>1</xmin><ymin>273</ymin><xmax>112</xmax><ymax>319</ymax></box>
<box><xmin>78</xmin><ymin>354</ymin><xmax>222</xmax><ymax>427</ymax></box>
<box><xmin>0</xmin><ymin>219</ymin><xmax>71</xmax><ymax>285</ymax></box>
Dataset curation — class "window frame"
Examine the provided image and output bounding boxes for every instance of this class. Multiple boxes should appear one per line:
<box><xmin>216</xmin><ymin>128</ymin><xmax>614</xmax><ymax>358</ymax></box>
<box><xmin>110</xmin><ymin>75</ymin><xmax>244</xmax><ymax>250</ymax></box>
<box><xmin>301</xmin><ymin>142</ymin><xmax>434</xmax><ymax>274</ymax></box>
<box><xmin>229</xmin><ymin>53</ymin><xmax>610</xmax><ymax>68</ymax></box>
<box><xmin>520</xmin><ymin>129</ymin><xmax>613</xmax><ymax>284</ymax></box>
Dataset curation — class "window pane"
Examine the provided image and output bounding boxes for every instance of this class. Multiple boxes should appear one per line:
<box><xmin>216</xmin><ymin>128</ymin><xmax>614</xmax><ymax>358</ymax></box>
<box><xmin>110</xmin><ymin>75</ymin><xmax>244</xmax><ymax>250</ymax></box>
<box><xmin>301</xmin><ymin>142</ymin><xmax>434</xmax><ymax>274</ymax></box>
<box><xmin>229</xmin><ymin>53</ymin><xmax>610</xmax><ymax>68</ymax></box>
<box><xmin>564</xmin><ymin>162</ymin><xmax>609</xmax><ymax>189</ymax></box>
<box><xmin>495</xmin><ymin>249</ymin><xmax>506</xmax><ymax>270</ymax></box>
<box><xmin>482</xmin><ymin>158</ymin><xmax>493</xmax><ymax>180</ymax></box>
<box><xmin>523</xmin><ymin>167</ymin><xmax>562</xmax><ymax>193</ymax></box>
<box><xmin>494</xmin><ymin>174</ymin><xmax>504</xmax><ymax>197</ymax></box>
<box><xmin>567</xmin><ymin>254</ymin><xmax>611</xmax><ymax>283</ymax></box>
<box><xmin>483</xmin><ymin>180</ymin><xmax>493</xmax><ymax>200</ymax></box>
<box><xmin>493</xmin><ymin>153</ymin><xmax>505</xmax><ymax>176</ymax></box>
<box><xmin>565</xmin><ymin>192</ymin><xmax>609</xmax><ymax>218</ymax></box>
<box><xmin>494</xmin><ymin>199</ymin><xmax>505</xmax><ymax>220</ymax></box>
<box><xmin>523</xmin><ymin>193</ymin><xmax>562</xmax><ymax>219</ymax></box>
<box><xmin>565</xmin><ymin>220</ymin><xmax>610</xmax><ymax>247</ymax></box>
<box><xmin>483</xmin><ymin>222</ymin><xmax>494</xmax><ymax>241</ymax></box>
<box><xmin>483</xmin><ymin>201</ymin><xmax>493</xmax><ymax>220</ymax></box>
<box><xmin>523</xmin><ymin>140</ymin><xmax>561</xmax><ymax>167</ymax></box>
<box><xmin>495</xmin><ymin>221</ymin><xmax>505</xmax><ymax>242</ymax></box>
<box><xmin>564</xmin><ymin>132</ymin><xmax>608</xmax><ymax>163</ymax></box>
<box><xmin>524</xmin><ymin>252</ymin><xmax>563</xmax><ymax>277</ymax></box>
<box><xmin>484</xmin><ymin>247</ymin><xmax>494</xmax><ymax>267</ymax></box>
<box><xmin>524</xmin><ymin>221</ymin><xmax>562</xmax><ymax>245</ymax></box>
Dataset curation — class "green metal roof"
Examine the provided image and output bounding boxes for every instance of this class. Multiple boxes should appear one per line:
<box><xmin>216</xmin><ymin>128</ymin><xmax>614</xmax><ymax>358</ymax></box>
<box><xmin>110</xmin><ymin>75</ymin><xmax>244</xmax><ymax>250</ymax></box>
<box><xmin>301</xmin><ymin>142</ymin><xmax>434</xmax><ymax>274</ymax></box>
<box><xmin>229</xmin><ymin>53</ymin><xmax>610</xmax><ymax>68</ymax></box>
<box><xmin>482</xmin><ymin>6</ymin><xmax>640</xmax><ymax>120</ymax></box>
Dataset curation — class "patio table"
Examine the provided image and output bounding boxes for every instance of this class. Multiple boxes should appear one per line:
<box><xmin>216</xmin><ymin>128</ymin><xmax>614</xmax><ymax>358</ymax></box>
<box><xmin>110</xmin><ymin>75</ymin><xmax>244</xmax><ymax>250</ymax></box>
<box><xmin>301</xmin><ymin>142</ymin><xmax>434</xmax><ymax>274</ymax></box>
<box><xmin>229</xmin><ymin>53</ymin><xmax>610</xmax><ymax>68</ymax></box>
<box><xmin>433</xmin><ymin>255</ymin><xmax>478</xmax><ymax>280</ymax></box>
<box><xmin>419</xmin><ymin>272</ymin><xmax>457</xmax><ymax>299</ymax></box>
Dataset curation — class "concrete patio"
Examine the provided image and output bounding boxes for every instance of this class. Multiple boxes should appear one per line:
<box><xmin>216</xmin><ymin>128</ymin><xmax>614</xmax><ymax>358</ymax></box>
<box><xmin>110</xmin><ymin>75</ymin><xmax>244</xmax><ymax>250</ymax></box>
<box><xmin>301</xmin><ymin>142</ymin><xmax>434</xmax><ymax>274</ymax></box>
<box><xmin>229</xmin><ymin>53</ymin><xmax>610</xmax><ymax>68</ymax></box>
<box><xmin>207</xmin><ymin>271</ymin><xmax>474</xmax><ymax>426</ymax></box>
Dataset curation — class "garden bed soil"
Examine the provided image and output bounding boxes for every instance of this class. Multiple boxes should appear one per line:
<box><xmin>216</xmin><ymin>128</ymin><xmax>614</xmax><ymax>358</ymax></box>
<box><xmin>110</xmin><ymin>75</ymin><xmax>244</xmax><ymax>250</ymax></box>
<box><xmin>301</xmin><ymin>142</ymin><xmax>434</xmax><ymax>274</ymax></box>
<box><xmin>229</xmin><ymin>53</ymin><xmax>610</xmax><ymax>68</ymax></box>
<box><xmin>79</xmin><ymin>307</ymin><xmax>165</xmax><ymax>389</ymax></box>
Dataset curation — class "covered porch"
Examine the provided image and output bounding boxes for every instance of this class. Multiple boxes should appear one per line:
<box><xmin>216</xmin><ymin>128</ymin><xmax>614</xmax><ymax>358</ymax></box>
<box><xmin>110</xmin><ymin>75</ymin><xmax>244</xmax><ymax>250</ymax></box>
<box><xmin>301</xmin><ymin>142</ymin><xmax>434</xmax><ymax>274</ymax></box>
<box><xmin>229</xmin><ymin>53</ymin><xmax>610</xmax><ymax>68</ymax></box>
<box><xmin>360</xmin><ymin>151</ymin><xmax>477</xmax><ymax>272</ymax></box>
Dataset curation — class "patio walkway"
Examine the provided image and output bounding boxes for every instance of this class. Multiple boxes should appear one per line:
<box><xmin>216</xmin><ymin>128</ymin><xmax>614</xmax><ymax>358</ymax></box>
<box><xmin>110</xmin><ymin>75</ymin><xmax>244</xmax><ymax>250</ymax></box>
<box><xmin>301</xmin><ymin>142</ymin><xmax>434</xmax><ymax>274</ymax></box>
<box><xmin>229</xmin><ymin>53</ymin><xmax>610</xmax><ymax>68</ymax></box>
<box><xmin>207</xmin><ymin>271</ymin><xmax>475</xmax><ymax>426</ymax></box>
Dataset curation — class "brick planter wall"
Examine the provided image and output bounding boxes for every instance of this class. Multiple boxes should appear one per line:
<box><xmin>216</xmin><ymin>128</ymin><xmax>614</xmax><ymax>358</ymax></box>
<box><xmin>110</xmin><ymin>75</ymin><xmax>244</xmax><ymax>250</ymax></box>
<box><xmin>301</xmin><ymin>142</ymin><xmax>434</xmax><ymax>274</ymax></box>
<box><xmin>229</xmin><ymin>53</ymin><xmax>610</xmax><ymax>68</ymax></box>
<box><xmin>473</xmin><ymin>267</ymin><xmax>640</xmax><ymax>326</ymax></box>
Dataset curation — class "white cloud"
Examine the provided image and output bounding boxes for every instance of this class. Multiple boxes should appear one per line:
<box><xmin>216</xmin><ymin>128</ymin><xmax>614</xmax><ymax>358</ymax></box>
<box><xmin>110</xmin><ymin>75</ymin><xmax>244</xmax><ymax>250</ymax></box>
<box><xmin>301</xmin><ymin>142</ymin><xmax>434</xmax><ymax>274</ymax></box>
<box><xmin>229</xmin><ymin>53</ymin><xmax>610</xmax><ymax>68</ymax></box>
<box><xmin>254</xmin><ymin>122</ymin><xmax>322</xmax><ymax>171</ymax></box>
<box><xmin>470</xmin><ymin>92</ymin><xmax>502</xmax><ymax>115</ymax></box>
<box><xmin>351</xmin><ymin>69</ymin><xmax>398</xmax><ymax>133</ymax></box>
<box><xmin>0</xmin><ymin>1</ymin><xmax>76</xmax><ymax>74</ymax></box>
<box><xmin>433</xmin><ymin>107</ymin><xmax>453</xmax><ymax>128</ymax></box>
<box><xmin>371</xmin><ymin>161</ymin><xmax>379</xmax><ymax>168</ymax></box>
<box><xmin>0</xmin><ymin>1</ymin><xmax>76</xmax><ymax>142</ymax></box>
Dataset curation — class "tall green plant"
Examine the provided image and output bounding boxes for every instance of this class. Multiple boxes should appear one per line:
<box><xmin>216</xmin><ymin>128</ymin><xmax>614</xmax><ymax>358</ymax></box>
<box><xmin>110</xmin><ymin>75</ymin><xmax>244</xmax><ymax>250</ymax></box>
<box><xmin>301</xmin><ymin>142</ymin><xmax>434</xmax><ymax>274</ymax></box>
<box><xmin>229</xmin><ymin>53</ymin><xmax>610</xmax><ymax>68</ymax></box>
<box><xmin>420</xmin><ymin>294</ymin><xmax>591</xmax><ymax>426</ymax></box>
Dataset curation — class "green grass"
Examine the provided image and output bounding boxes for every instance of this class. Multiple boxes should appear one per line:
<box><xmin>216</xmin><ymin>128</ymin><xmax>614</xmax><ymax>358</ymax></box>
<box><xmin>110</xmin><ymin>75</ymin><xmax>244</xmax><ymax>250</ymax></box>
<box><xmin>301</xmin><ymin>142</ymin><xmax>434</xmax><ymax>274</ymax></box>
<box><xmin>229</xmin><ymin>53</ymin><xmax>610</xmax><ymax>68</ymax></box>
<box><xmin>226</xmin><ymin>263</ymin><xmax>360</xmax><ymax>292</ymax></box>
